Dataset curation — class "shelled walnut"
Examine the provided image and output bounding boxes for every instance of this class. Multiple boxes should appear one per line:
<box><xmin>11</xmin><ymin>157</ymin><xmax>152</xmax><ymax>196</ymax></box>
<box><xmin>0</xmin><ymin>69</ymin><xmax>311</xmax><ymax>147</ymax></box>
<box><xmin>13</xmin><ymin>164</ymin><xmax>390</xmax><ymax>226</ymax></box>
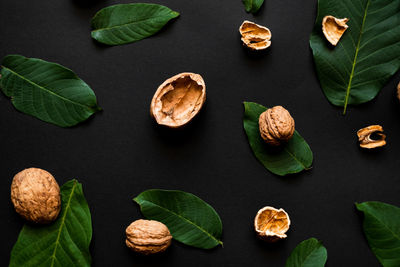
<box><xmin>259</xmin><ymin>106</ymin><xmax>295</xmax><ymax>146</ymax></box>
<box><xmin>254</xmin><ymin>206</ymin><xmax>290</xmax><ymax>242</ymax></box>
<box><xmin>357</xmin><ymin>125</ymin><xmax>386</xmax><ymax>149</ymax></box>
<box><xmin>322</xmin><ymin>15</ymin><xmax>349</xmax><ymax>46</ymax></box>
<box><xmin>239</xmin><ymin>20</ymin><xmax>271</xmax><ymax>50</ymax></box>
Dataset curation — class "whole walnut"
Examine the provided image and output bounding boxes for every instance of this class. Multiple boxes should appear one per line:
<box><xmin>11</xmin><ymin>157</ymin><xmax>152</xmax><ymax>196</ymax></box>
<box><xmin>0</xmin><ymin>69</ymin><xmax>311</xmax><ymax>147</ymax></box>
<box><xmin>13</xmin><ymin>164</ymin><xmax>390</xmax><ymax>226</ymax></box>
<box><xmin>126</xmin><ymin>219</ymin><xmax>172</xmax><ymax>255</ymax></box>
<box><xmin>259</xmin><ymin>106</ymin><xmax>295</xmax><ymax>146</ymax></box>
<box><xmin>11</xmin><ymin>168</ymin><xmax>61</xmax><ymax>223</ymax></box>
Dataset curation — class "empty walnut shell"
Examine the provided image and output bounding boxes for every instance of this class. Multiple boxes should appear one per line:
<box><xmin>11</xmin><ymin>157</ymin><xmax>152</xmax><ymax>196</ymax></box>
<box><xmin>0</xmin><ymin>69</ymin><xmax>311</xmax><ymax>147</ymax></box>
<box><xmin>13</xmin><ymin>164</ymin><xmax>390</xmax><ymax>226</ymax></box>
<box><xmin>150</xmin><ymin>73</ymin><xmax>206</xmax><ymax>128</ymax></box>
<box><xmin>322</xmin><ymin>15</ymin><xmax>349</xmax><ymax>46</ymax></box>
<box><xmin>11</xmin><ymin>168</ymin><xmax>61</xmax><ymax>224</ymax></box>
<box><xmin>357</xmin><ymin>125</ymin><xmax>386</xmax><ymax>149</ymax></box>
<box><xmin>126</xmin><ymin>219</ymin><xmax>172</xmax><ymax>255</ymax></box>
<box><xmin>254</xmin><ymin>206</ymin><xmax>290</xmax><ymax>242</ymax></box>
<box><xmin>259</xmin><ymin>106</ymin><xmax>295</xmax><ymax>146</ymax></box>
<box><xmin>239</xmin><ymin>20</ymin><xmax>271</xmax><ymax>50</ymax></box>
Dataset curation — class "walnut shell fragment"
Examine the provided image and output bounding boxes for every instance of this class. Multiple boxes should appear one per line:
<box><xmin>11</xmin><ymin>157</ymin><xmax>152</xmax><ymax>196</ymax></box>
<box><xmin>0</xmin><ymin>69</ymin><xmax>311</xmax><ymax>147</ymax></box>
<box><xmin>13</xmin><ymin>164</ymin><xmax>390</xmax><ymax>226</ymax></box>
<box><xmin>150</xmin><ymin>73</ymin><xmax>206</xmax><ymax>128</ymax></box>
<box><xmin>322</xmin><ymin>15</ymin><xmax>349</xmax><ymax>46</ymax></box>
<box><xmin>11</xmin><ymin>168</ymin><xmax>61</xmax><ymax>224</ymax></box>
<box><xmin>126</xmin><ymin>219</ymin><xmax>172</xmax><ymax>255</ymax></box>
<box><xmin>239</xmin><ymin>20</ymin><xmax>271</xmax><ymax>50</ymax></box>
<box><xmin>254</xmin><ymin>206</ymin><xmax>290</xmax><ymax>242</ymax></box>
<box><xmin>259</xmin><ymin>106</ymin><xmax>295</xmax><ymax>146</ymax></box>
<box><xmin>357</xmin><ymin>125</ymin><xmax>386</xmax><ymax>149</ymax></box>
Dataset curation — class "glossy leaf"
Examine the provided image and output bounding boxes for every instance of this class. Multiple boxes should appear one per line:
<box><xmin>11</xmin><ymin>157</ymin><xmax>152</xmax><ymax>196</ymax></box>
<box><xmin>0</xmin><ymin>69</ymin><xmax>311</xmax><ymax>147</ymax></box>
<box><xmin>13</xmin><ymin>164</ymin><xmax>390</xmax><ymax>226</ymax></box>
<box><xmin>9</xmin><ymin>179</ymin><xmax>92</xmax><ymax>267</ymax></box>
<box><xmin>91</xmin><ymin>3</ymin><xmax>179</xmax><ymax>46</ymax></box>
<box><xmin>243</xmin><ymin>102</ymin><xmax>313</xmax><ymax>176</ymax></box>
<box><xmin>356</xmin><ymin>201</ymin><xmax>400</xmax><ymax>267</ymax></box>
<box><xmin>286</xmin><ymin>238</ymin><xmax>328</xmax><ymax>267</ymax></box>
<box><xmin>0</xmin><ymin>55</ymin><xmax>101</xmax><ymax>127</ymax></box>
<box><xmin>242</xmin><ymin>0</ymin><xmax>264</xmax><ymax>13</ymax></box>
<box><xmin>134</xmin><ymin>189</ymin><xmax>223</xmax><ymax>249</ymax></box>
<box><xmin>310</xmin><ymin>0</ymin><xmax>400</xmax><ymax>114</ymax></box>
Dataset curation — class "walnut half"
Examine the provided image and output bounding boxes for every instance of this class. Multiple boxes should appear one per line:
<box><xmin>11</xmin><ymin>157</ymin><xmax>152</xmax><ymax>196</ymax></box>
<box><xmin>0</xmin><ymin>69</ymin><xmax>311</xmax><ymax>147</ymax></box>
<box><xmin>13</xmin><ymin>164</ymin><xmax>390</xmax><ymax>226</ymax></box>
<box><xmin>239</xmin><ymin>20</ymin><xmax>271</xmax><ymax>50</ymax></box>
<box><xmin>357</xmin><ymin>125</ymin><xmax>386</xmax><ymax>149</ymax></box>
<box><xmin>254</xmin><ymin>206</ymin><xmax>290</xmax><ymax>242</ymax></box>
<box><xmin>322</xmin><ymin>15</ymin><xmax>349</xmax><ymax>46</ymax></box>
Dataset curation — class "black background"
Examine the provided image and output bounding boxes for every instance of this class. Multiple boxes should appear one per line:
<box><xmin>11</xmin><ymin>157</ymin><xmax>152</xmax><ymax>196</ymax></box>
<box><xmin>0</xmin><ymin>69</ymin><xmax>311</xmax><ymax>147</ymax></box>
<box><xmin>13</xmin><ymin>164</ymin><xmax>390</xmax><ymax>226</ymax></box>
<box><xmin>1</xmin><ymin>0</ymin><xmax>399</xmax><ymax>266</ymax></box>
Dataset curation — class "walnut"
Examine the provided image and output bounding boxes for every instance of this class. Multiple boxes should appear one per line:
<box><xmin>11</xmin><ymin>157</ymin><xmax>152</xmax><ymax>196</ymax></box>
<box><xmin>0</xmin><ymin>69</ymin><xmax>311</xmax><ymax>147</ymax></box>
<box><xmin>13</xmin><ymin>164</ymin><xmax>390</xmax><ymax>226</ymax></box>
<box><xmin>259</xmin><ymin>106</ymin><xmax>295</xmax><ymax>146</ymax></box>
<box><xmin>397</xmin><ymin>82</ymin><xmax>400</xmax><ymax>101</ymax></box>
<box><xmin>126</xmin><ymin>219</ymin><xmax>172</xmax><ymax>255</ymax></box>
<box><xmin>11</xmin><ymin>168</ymin><xmax>61</xmax><ymax>223</ymax></box>
<box><xmin>254</xmin><ymin>206</ymin><xmax>290</xmax><ymax>242</ymax></box>
<box><xmin>239</xmin><ymin>20</ymin><xmax>271</xmax><ymax>50</ymax></box>
<box><xmin>322</xmin><ymin>15</ymin><xmax>349</xmax><ymax>46</ymax></box>
<box><xmin>150</xmin><ymin>73</ymin><xmax>206</xmax><ymax>128</ymax></box>
<box><xmin>357</xmin><ymin>125</ymin><xmax>386</xmax><ymax>149</ymax></box>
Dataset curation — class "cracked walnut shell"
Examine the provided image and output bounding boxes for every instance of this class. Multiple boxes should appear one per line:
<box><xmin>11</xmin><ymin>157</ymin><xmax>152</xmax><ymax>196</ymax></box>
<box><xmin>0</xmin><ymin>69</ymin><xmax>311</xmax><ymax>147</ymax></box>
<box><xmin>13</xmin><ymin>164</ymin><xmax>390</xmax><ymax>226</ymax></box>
<box><xmin>259</xmin><ymin>106</ymin><xmax>295</xmax><ymax>146</ymax></box>
<box><xmin>322</xmin><ymin>15</ymin><xmax>349</xmax><ymax>46</ymax></box>
<box><xmin>126</xmin><ymin>219</ymin><xmax>172</xmax><ymax>255</ymax></box>
<box><xmin>254</xmin><ymin>206</ymin><xmax>290</xmax><ymax>242</ymax></box>
<box><xmin>11</xmin><ymin>168</ymin><xmax>61</xmax><ymax>224</ymax></box>
<box><xmin>357</xmin><ymin>125</ymin><xmax>386</xmax><ymax>149</ymax></box>
<box><xmin>239</xmin><ymin>20</ymin><xmax>271</xmax><ymax>50</ymax></box>
<box><xmin>150</xmin><ymin>73</ymin><xmax>206</xmax><ymax>128</ymax></box>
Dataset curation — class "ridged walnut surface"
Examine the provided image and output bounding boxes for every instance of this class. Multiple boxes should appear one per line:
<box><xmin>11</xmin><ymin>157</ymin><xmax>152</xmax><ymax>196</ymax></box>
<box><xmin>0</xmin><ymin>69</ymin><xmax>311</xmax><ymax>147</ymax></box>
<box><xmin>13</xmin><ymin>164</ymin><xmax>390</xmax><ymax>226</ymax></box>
<box><xmin>357</xmin><ymin>125</ymin><xmax>386</xmax><ymax>149</ymax></box>
<box><xmin>254</xmin><ymin>206</ymin><xmax>290</xmax><ymax>242</ymax></box>
<box><xmin>322</xmin><ymin>15</ymin><xmax>349</xmax><ymax>46</ymax></box>
<box><xmin>11</xmin><ymin>168</ymin><xmax>61</xmax><ymax>223</ymax></box>
<box><xmin>259</xmin><ymin>106</ymin><xmax>295</xmax><ymax>146</ymax></box>
<box><xmin>126</xmin><ymin>219</ymin><xmax>172</xmax><ymax>255</ymax></box>
<box><xmin>239</xmin><ymin>20</ymin><xmax>271</xmax><ymax>50</ymax></box>
<box><xmin>150</xmin><ymin>73</ymin><xmax>206</xmax><ymax>128</ymax></box>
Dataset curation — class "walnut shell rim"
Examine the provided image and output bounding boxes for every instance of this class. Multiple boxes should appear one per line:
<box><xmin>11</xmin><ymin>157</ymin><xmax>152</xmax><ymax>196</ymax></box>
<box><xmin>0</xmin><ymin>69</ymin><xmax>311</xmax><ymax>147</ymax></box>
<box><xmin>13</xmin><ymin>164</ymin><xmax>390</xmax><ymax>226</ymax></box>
<box><xmin>239</xmin><ymin>20</ymin><xmax>271</xmax><ymax>51</ymax></box>
<box><xmin>11</xmin><ymin>168</ymin><xmax>61</xmax><ymax>224</ymax></box>
<box><xmin>322</xmin><ymin>15</ymin><xmax>349</xmax><ymax>46</ymax></box>
<box><xmin>357</xmin><ymin>125</ymin><xmax>386</xmax><ymax>149</ymax></box>
<box><xmin>254</xmin><ymin>206</ymin><xmax>291</xmax><ymax>242</ymax></box>
<box><xmin>259</xmin><ymin>106</ymin><xmax>295</xmax><ymax>146</ymax></box>
<box><xmin>150</xmin><ymin>72</ymin><xmax>206</xmax><ymax>128</ymax></box>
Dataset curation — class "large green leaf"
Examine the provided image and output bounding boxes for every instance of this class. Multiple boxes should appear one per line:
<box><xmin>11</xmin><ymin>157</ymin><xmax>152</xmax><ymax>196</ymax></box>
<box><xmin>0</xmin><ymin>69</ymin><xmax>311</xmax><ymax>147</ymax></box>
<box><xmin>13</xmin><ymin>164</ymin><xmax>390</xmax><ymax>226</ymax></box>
<box><xmin>9</xmin><ymin>179</ymin><xmax>92</xmax><ymax>267</ymax></box>
<box><xmin>310</xmin><ymin>0</ymin><xmax>400</xmax><ymax>114</ymax></box>
<box><xmin>243</xmin><ymin>102</ymin><xmax>313</xmax><ymax>176</ymax></box>
<box><xmin>0</xmin><ymin>55</ymin><xmax>101</xmax><ymax>127</ymax></box>
<box><xmin>242</xmin><ymin>0</ymin><xmax>265</xmax><ymax>13</ymax></box>
<box><xmin>91</xmin><ymin>3</ymin><xmax>179</xmax><ymax>46</ymax></box>
<box><xmin>356</xmin><ymin>201</ymin><xmax>400</xmax><ymax>267</ymax></box>
<box><xmin>285</xmin><ymin>238</ymin><xmax>328</xmax><ymax>267</ymax></box>
<box><xmin>134</xmin><ymin>189</ymin><xmax>223</xmax><ymax>249</ymax></box>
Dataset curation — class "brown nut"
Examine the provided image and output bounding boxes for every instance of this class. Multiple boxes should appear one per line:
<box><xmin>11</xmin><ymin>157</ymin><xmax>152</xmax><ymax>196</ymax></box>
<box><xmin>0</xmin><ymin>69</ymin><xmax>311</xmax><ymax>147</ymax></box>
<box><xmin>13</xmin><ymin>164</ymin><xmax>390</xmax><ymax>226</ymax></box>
<box><xmin>126</xmin><ymin>219</ymin><xmax>172</xmax><ymax>255</ymax></box>
<box><xmin>239</xmin><ymin>20</ymin><xmax>271</xmax><ymax>50</ymax></box>
<box><xmin>322</xmin><ymin>15</ymin><xmax>349</xmax><ymax>46</ymax></box>
<box><xmin>254</xmin><ymin>206</ymin><xmax>290</xmax><ymax>242</ymax></box>
<box><xmin>397</xmin><ymin>82</ymin><xmax>400</xmax><ymax>101</ymax></box>
<box><xmin>357</xmin><ymin>125</ymin><xmax>386</xmax><ymax>149</ymax></box>
<box><xmin>11</xmin><ymin>168</ymin><xmax>61</xmax><ymax>224</ymax></box>
<box><xmin>150</xmin><ymin>73</ymin><xmax>206</xmax><ymax>128</ymax></box>
<box><xmin>259</xmin><ymin>106</ymin><xmax>295</xmax><ymax>146</ymax></box>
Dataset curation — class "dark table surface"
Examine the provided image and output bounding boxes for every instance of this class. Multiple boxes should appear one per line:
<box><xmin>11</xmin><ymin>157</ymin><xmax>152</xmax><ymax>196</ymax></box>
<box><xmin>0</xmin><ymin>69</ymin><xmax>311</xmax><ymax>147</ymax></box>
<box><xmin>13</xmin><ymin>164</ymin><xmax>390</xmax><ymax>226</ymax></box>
<box><xmin>1</xmin><ymin>0</ymin><xmax>399</xmax><ymax>266</ymax></box>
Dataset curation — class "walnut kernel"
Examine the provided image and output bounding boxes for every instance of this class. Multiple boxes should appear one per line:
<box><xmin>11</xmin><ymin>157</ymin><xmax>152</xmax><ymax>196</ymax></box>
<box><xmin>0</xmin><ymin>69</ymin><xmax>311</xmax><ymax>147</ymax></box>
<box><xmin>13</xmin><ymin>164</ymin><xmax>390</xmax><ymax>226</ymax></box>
<box><xmin>322</xmin><ymin>15</ymin><xmax>349</xmax><ymax>46</ymax></box>
<box><xmin>126</xmin><ymin>219</ymin><xmax>172</xmax><ymax>255</ymax></box>
<box><xmin>11</xmin><ymin>168</ymin><xmax>61</xmax><ymax>223</ymax></box>
<box><xmin>254</xmin><ymin>206</ymin><xmax>290</xmax><ymax>242</ymax></box>
<box><xmin>239</xmin><ymin>20</ymin><xmax>271</xmax><ymax>50</ymax></box>
<box><xmin>259</xmin><ymin>106</ymin><xmax>295</xmax><ymax>146</ymax></box>
<box><xmin>357</xmin><ymin>125</ymin><xmax>386</xmax><ymax>149</ymax></box>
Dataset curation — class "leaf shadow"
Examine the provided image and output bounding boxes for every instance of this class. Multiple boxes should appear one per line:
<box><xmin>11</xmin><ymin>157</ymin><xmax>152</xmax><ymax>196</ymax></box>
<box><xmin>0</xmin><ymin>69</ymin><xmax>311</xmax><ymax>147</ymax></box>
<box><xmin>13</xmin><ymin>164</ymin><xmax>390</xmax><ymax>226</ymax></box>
<box><xmin>71</xmin><ymin>0</ymin><xmax>108</xmax><ymax>9</ymax></box>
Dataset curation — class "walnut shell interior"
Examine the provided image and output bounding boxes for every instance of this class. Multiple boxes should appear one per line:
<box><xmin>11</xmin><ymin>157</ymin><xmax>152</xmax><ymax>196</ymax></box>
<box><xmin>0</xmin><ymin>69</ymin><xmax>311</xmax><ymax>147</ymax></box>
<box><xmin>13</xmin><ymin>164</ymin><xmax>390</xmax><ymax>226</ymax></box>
<box><xmin>357</xmin><ymin>125</ymin><xmax>386</xmax><ymax>149</ymax></box>
<box><xmin>150</xmin><ymin>73</ymin><xmax>206</xmax><ymax>128</ymax></box>
<box><xmin>254</xmin><ymin>206</ymin><xmax>290</xmax><ymax>242</ymax></box>
<box><xmin>322</xmin><ymin>15</ymin><xmax>349</xmax><ymax>46</ymax></box>
<box><xmin>239</xmin><ymin>20</ymin><xmax>271</xmax><ymax>50</ymax></box>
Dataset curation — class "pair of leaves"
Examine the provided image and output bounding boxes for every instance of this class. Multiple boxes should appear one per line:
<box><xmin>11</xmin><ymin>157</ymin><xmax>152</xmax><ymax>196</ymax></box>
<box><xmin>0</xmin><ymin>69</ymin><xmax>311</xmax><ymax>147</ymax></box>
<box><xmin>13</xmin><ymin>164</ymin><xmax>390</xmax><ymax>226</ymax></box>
<box><xmin>9</xmin><ymin>180</ymin><xmax>92</xmax><ymax>267</ymax></box>
<box><xmin>310</xmin><ymin>0</ymin><xmax>400</xmax><ymax>114</ymax></box>
<box><xmin>356</xmin><ymin>201</ymin><xmax>400</xmax><ymax>267</ymax></box>
<box><xmin>0</xmin><ymin>55</ymin><xmax>101</xmax><ymax>127</ymax></box>
<box><xmin>91</xmin><ymin>3</ymin><xmax>179</xmax><ymax>46</ymax></box>
<box><xmin>242</xmin><ymin>0</ymin><xmax>265</xmax><ymax>13</ymax></box>
<box><xmin>243</xmin><ymin>102</ymin><xmax>313</xmax><ymax>176</ymax></box>
<box><xmin>286</xmin><ymin>238</ymin><xmax>328</xmax><ymax>267</ymax></box>
<box><xmin>134</xmin><ymin>189</ymin><xmax>223</xmax><ymax>249</ymax></box>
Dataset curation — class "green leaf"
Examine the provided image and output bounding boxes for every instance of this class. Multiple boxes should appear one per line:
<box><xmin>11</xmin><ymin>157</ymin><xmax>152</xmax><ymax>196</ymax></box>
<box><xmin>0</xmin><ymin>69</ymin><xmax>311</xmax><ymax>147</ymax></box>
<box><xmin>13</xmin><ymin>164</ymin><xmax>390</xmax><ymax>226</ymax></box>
<box><xmin>242</xmin><ymin>0</ymin><xmax>265</xmax><ymax>13</ymax></box>
<box><xmin>134</xmin><ymin>189</ymin><xmax>223</xmax><ymax>249</ymax></box>
<box><xmin>285</xmin><ymin>238</ymin><xmax>328</xmax><ymax>267</ymax></box>
<box><xmin>243</xmin><ymin>102</ymin><xmax>313</xmax><ymax>176</ymax></box>
<box><xmin>310</xmin><ymin>0</ymin><xmax>400</xmax><ymax>114</ymax></box>
<box><xmin>9</xmin><ymin>179</ymin><xmax>92</xmax><ymax>267</ymax></box>
<box><xmin>91</xmin><ymin>3</ymin><xmax>179</xmax><ymax>46</ymax></box>
<box><xmin>0</xmin><ymin>55</ymin><xmax>101</xmax><ymax>127</ymax></box>
<box><xmin>356</xmin><ymin>201</ymin><xmax>400</xmax><ymax>267</ymax></box>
